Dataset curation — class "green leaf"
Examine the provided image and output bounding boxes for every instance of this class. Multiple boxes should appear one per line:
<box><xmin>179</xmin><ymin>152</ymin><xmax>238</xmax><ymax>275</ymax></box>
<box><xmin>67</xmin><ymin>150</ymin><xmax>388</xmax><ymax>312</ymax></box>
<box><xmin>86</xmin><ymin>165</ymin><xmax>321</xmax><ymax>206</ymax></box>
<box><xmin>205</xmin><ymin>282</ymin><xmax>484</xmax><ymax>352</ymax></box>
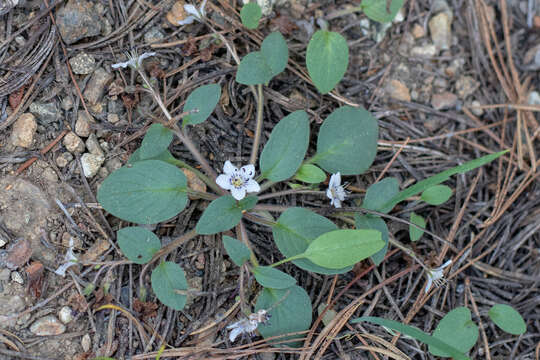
<box><xmin>97</xmin><ymin>160</ymin><xmax>188</xmax><ymax>224</ymax></box>
<box><xmin>260</xmin><ymin>110</ymin><xmax>309</xmax><ymax>182</ymax></box>
<box><xmin>272</xmin><ymin>208</ymin><xmax>351</xmax><ymax>274</ymax></box>
<box><xmin>294</xmin><ymin>164</ymin><xmax>326</xmax><ymax>184</ymax></box>
<box><xmin>351</xmin><ymin>317</ymin><xmax>470</xmax><ymax>360</ymax></box>
<box><xmin>151</xmin><ymin>261</ymin><xmax>188</xmax><ymax>310</ymax></box>
<box><xmin>306</xmin><ymin>30</ymin><xmax>349</xmax><ymax>94</ymax></box>
<box><xmin>355</xmin><ymin>214</ymin><xmax>389</xmax><ymax>265</ymax></box>
<box><xmin>222</xmin><ymin>235</ymin><xmax>251</xmax><ymax>266</ymax></box>
<box><xmin>255</xmin><ymin>285</ymin><xmax>312</xmax><ymax>347</ymax></box>
<box><xmin>128</xmin><ymin>148</ymin><xmax>178</xmax><ymax>165</ymax></box>
<box><xmin>488</xmin><ymin>304</ymin><xmax>526</xmax><ymax>335</ymax></box>
<box><xmin>260</xmin><ymin>32</ymin><xmax>288</xmax><ymax>78</ymax></box>
<box><xmin>117</xmin><ymin>227</ymin><xmax>161</xmax><ymax>264</ymax></box>
<box><xmin>315</xmin><ymin>106</ymin><xmax>378</xmax><ymax>175</ymax></box>
<box><xmin>303</xmin><ymin>229</ymin><xmax>384</xmax><ymax>269</ymax></box>
<box><xmin>253</xmin><ymin>266</ymin><xmax>296</xmax><ymax>289</ymax></box>
<box><xmin>240</xmin><ymin>2</ymin><xmax>262</xmax><ymax>29</ymax></box>
<box><xmin>421</xmin><ymin>185</ymin><xmax>453</xmax><ymax>205</ymax></box>
<box><xmin>409</xmin><ymin>212</ymin><xmax>425</xmax><ymax>242</ymax></box>
<box><xmin>429</xmin><ymin>307</ymin><xmax>479</xmax><ymax>357</ymax></box>
<box><xmin>381</xmin><ymin>150</ymin><xmax>508</xmax><ymax>211</ymax></box>
<box><xmin>361</xmin><ymin>0</ymin><xmax>404</xmax><ymax>23</ymax></box>
<box><xmin>196</xmin><ymin>196</ymin><xmax>243</xmax><ymax>235</ymax></box>
<box><xmin>236</xmin><ymin>32</ymin><xmax>288</xmax><ymax>85</ymax></box>
<box><xmin>183</xmin><ymin>84</ymin><xmax>221</xmax><ymax>126</ymax></box>
<box><xmin>362</xmin><ymin>177</ymin><xmax>399</xmax><ymax>213</ymax></box>
<box><xmin>238</xmin><ymin>195</ymin><xmax>258</xmax><ymax>211</ymax></box>
<box><xmin>140</xmin><ymin>124</ymin><xmax>173</xmax><ymax>159</ymax></box>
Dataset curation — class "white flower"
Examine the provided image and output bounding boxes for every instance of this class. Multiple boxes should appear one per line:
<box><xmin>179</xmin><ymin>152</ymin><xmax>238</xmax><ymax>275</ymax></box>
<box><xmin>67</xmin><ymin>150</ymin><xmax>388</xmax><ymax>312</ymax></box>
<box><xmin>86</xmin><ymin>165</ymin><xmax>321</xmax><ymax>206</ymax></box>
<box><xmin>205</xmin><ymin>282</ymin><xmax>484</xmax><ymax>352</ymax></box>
<box><xmin>326</xmin><ymin>172</ymin><xmax>346</xmax><ymax>208</ymax></box>
<box><xmin>54</xmin><ymin>237</ymin><xmax>78</xmax><ymax>277</ymax></box>
<box><xmin>227</xmin><ymin>310</ymin><xmax>270</xmax><ymax>342</ymax></box>
<box><xmin>424</xmin><ymin>260</ymin><xmax>452</xmax><ymax>293</ymax></box>
<box><xmin>178</xmin><ymin>0</ymin><xmax>207</xmax><ymax>25</ymax></box>
<box><xmin>216</xmin><ymin>160</ymin><xmax>260</xmax><ymax>200</ymax></box>
<box><xmin>112</xmin><ymin>52</ymin><xmax>156</xmax><ymax>69</ymax></box>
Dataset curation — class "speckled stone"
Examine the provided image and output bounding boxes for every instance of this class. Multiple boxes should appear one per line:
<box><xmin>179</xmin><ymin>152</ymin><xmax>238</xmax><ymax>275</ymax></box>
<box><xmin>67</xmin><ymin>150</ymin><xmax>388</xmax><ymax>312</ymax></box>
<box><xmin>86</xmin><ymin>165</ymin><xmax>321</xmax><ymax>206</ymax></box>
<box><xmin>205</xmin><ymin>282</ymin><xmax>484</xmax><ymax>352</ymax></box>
<box><xmin>69</xmin><ymin>52</ymin><xmax>95</xmax><ymax>75</ymax></box>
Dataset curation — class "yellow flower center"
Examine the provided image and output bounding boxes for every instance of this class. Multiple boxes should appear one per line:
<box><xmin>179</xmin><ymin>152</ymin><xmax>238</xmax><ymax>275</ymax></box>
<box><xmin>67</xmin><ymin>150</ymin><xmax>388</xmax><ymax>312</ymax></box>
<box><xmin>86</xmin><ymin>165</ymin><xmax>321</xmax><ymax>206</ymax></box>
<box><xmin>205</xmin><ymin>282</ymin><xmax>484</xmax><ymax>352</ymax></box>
<box><xmin>231</xmin><ymin>176</ymin><xmax>244</xmax><ymax>188</ymax></box>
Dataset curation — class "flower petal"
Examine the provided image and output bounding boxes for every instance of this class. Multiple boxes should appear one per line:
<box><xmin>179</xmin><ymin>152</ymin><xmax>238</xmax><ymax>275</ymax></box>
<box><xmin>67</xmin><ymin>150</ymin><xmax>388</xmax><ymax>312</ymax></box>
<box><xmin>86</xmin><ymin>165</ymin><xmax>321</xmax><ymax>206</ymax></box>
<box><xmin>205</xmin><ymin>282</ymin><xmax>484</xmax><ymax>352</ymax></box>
<box><xmin>111</xmin><ymin>60</ymin><xmax>130</xmax><ymax>69</ymax></box>
<box><xmin>332</xmin><ymin>198</ymin><xmax>342</xmax><ymax>208</ymax></box>
<box><xmin>240</xmin><ymin>164</ymin><xmax>256</xmax><ymax>179</ymax></box>
<box><xmin>326</xmin><ymin>188</ymin><xmax>333</xmax><ymax>200</ymax></box>
<box><xmin>183</xmin><ymin>4</ymin><xmax>201</xmax><ymax>19</ymax></box>
<box><xmin>440</xmin><ymin>259</ymin><xmax>452</xmax><ymax>269</ymax></box>
<box><xmin>244</xmin><ymin>179</ymin><xmax>260</xmax><ymax>193</ymax></box>
<box><xmin>334</xmin><ymin>172</ymin><xmax>341</xmax><ymax>186</ymax></box>
<box><xmin>223</xmin><ymin>160</ymin><xmax>237</xmax><ymax>175</ymax></box>
<box><xmin>424</xmin><ymin>276</ymin><xmax>433</xmax><ymax>293</ymax></box>
<box><xmin>216</xmin><ymin>174</ymin><xmax>232</xmax><ymax>190</ymax></box>
<box><xmin>231</xmin><ymin>187</ymin><xmax>246</xmax><ymax>200</ymax></box>
<box><xmin>229</xmin><ymin>327</ymin><xmax>243</xmax><ymax>342</ymax></box>
<box><xmin>199</xmin><ymin>0</ymin><xmax>208</xmax><ymax>16</ymax></box>
<box><xmin>137</xmin><ymin>52</ymin><xmax>156</xmax><ymax>66</ymax></box>
<box><xmin>178</xmin><ymin>15</ymin><xmax>196</xmax><ymax>25</ymax></box>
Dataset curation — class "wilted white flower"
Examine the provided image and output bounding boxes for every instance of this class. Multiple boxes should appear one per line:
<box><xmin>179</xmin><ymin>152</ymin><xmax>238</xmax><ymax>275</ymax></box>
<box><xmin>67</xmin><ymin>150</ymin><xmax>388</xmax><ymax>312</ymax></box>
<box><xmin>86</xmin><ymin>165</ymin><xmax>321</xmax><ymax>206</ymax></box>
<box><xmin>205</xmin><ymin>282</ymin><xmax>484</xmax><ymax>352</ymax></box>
<box><xmin>54</xmin><ymin>237</ymin><xmax>78</xmax><ymax>277</ymax></box>
<box><xmin>424</xmin><ymin>260</ymin><xmax>452</xmax><ymax>293</ymax></box>
<box><xmin>216</xmin><ymin>160</ymin><xmax>260</xmax><ymax>201</ymax></box>
<box><xmin>326</xmin><ymin>172</ymin><xmax>346</xmax><ymax>208</ymax></box>
<box><xmin>111</xmin><ymin>52</ymin><xmax>156</xmax><ymax>69</ymax></box>
<box><xmin>227</xmin><ymin>309</ymin><xmax>270</xmax><ymax>342</ymax></box>
<box><xmin>178</xmin><ymin>0</ymin><xmax>207</xmax><ymax>25</ymax></box>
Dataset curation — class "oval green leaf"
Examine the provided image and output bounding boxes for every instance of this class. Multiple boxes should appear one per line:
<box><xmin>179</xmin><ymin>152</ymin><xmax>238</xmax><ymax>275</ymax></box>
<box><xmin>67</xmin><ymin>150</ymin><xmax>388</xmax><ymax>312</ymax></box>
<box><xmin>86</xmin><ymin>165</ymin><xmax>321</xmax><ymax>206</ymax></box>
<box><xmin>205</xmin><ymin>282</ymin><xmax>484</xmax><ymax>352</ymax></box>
<box><xmin>253</xmin><ymin>266</ymin><xmax>296</xmax><ymax>289</ymax></box>
<box><xmin>355</xmin><ymin>214</ymin><xmax>389</xmax><ymax>266</ymax></box>
<box><xmin>429</xmin><ymin>307</ymin><xmax>479</xmax><ymax>357</ymax></box>
<box><xmin>240</xmin><ymin>2</ymin><xmax>262</xmax><ymax>29</ymax></box>
<box><xmin>261</xmin><ymin>31</ymin><xmax>288</xmax><ymax>78</ymax></box>
<box><xmin>236</xmin><ymin>51</ymin><xmax>273</xmax><ymax>85</ymax></box>
<box><xmin>315</xmin><ymin>106</ymin><xmax>378</xmax><ymax>175</ymax></box>
<box><xmin>183</xmin><ymin>84</ymin><xmax>221</xmax><ymax>126</ymax></box>
<box><xmin>151</xmin><ymin>261</ymin><xmax>188</xmax><ymax>310</ymax></box>
<box><xmin>306</xmin><ymin>30</ymin><xmax>349</xmax><ymax>94</ymax></box>
<box><xmin>303</xmin><ymin>229</ymin><xmax>384</xmax><ymax>269</ymax></box>
<box><xmin>421</xmin><ymin>184</ymin><xmax>453</xmax><ymax>205</ymax></box>
<box><xmin>488</xmin><ymin>304</ymin><xmax>526</xmax><ymax>335</ymax></box>
<box><xmin>140</xmin><ymin>124</ymin><xmax>173</xmax><ymax>159</ymax></box>
<box><xmin>196</xmin><ymin>195</ymin><xmax>243</xmax><ymax>235</ymax></box>
<box><xmin>255</xmin><ymin>285</ymin><xmax>312</xmax><ymax>347</ymax></box>
<box><xmin>260</xmin><ymin>110</ymin><xmax>309</xmax><ymax>182</ymax></box>
<box><xmin>117</xmin><ymin>227</ymin><xmax>161</xmax><ymax>264</ymax></box>
<box><xmin>361</xmin><ymin>0</ymin><xmax>404</xmax><ymax>23</ymax></box>
<box><xmin>294</xmin><ymin>164</ymin><xmax>326</xmax><ymax>184</ymax></box>
<box><xmin>97</xmin><ymin>160</ymin><xmax>188</xmax><ymax>224</ymax></box>
<box><xmin>409</xmin><ymin>212</ymin><xmax>425</xmax><ymax>242</ymax></box>
<box><xmin>362</xmin><ymin>177</ymin><xmax>399</xmax><ymax>213</ymax></box>
<box><xmin>272</xmin><ymin>207</ymin><xmax>351</xmax><ymax>274</ymax></box>
<box><xmin>128</xmin><ymin>148</ymin><xmax>178</xmax><ymax>165</ymax></box>
<box><xmin>223</xmin><ymin>235</ymin><xmax>251</xmax><ymax>266</ymax></box>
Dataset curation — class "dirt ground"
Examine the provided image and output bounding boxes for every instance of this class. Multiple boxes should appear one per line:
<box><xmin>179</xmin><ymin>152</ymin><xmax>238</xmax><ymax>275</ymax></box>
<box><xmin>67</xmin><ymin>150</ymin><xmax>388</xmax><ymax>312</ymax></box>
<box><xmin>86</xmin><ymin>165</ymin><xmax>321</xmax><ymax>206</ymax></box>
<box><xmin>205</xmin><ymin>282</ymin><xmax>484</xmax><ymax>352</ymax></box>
<box><xmin>0</xmin><ymin>0</ymin><xmax>538</xmax><ymax>359</ymax></box>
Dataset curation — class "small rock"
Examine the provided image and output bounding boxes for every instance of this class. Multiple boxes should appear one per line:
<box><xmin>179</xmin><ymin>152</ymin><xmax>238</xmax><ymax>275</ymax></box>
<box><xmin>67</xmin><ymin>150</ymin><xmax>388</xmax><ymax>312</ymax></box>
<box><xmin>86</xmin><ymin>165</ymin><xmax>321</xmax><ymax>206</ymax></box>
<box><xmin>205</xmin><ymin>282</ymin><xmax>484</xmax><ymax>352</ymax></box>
<box><xmin>56</xmin><ymin>152</ymin><xmax>74</xmax><ymax>168</ymax></box>
<box><xmin>85</xmin><ymin>134</ymin><xmax>104</xmax><ymax>156</ymax></box>
<box><xmin>61</xmin><ymin>97</ymin><xmax>74</xmax><ymax>111</ymax></box>
<box><xmin>58</xmin><ymin>306</ymin><xmax>74</xmax><ymax>324</ymax></box>
<box><xmin>10</xmin><ymin>113</ymin><xmax>37</xmax><ymax>148</ymax></box>
<box><xmin>29</xmin><ymin>102</ymin><xmax>59</xmax><ymax>124</ymax></box>
<box><xmin>56</xmin><ymin>0</ymin><xmax>102</xmax><ymax>45</ymax></box>
<box><xmin>144</xmin><ymin>27</ymin><xmax>164</xmax><ymax>44</ymax></box>
<box><xmin>470</xmin><ymin>100</ymin><xmax>484</xmax><ymax>116</ymax></box>
<box><xmin>75</xmin><ymin>112</ymin><xmax>93</xmax><ymax>137</ymax></box>
<box><xmin>411</xmin><ymin>23</ymin><xmax>426</xmax><ymax>38</ymax></box>
<box><xmin>30</xmin><ymin>315</ymin><xmax>66</xmax><ymax>336</ymax></box>
<box><xmin>63</xmin><ymin>132</ymin><xmax>85</xmax><ymax>154</ymax></box>
<box><xmin>455</xmin><ymin>75</ymin><xmax>479</xmax><ymax>99</ymax></box>
<box><xmin>81</xmin><ymin>238</ymin><xmax>110</xmax><ymax>262</ymax></box>
<box><xmin>105</xmin><ymin>158</ymin><xmax>123</xmax><ymax>173</ymax></box>
<box><xmin>528</xmin><ymin>91</ymin><xmax>540</xmax><ymax>105</ymax></box>
<box><xmin>69</xmin><ymin>52</ymin><xmax>96</xmax><ymax>75</ymax></box>
<box><xmin>183</xmin><ymin>168</ymin><xmax>206</xmax><ymax>200</ymax></box>
<box><xmin>429</xmin><ymin>12</ymin><xmax>452</xmax><ymax>50</ymax></box>
<box><xmin>431</xmin><ymin>92</ymin><xmax>458</xmax><ymax>110</ymax></box>
<box><xmin>81</xmin><ymin>153</ymin><xmax>104</xmax><ymax>178</ymax></box>
<box><xmin>11</xmin><ymin>271</ymin><xmax>24</xmax><ymax>284</ymax></box>
<box><xmin>385</xmin><ymin>79</ymin><xmax>411</xmax><ymax>102</ymax></box>
<box><xmin>107</xmin><ymin>113</ymin><xmax>119</xmax><ymax>124</ymax></box>
<box><xmin>42</xmin><ymin>167</ymin><xmax>59</xmax><ymax>183</ymax></box>
<box><xmin>81</xmin><ymin>334</ymin><xmax>91</xmax><ymax>352</ymax></box>
<box><xmin>0</xmin><ymin>269</ymin><xmax>10</xmax><ymax>281</ymax></box>
<box><xmin>410</xmin><ymin>44</ymin><xmax>437</xmax><ymax>58</ymax></box>
<box><xmin>84</xmin><ymin>68</ymin><xmax>113</xmax><ymax>104</ymax></box>
<box><xmin>445</xmin><ymin>58</ymin><xmax>465</xmax><ymax>78</ymax></box>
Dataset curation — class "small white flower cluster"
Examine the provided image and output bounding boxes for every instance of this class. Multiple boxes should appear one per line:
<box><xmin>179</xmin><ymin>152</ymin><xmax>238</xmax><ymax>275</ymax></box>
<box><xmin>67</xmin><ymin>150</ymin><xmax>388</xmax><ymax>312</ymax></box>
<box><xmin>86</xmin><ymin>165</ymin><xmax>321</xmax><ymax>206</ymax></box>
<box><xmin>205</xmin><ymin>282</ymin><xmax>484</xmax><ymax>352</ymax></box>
<box><xmin>54</xmin><ymin>237</ymin><xmax>78</xmax><ymax>277</ymax></box>
<box><xmin>227</xmin><ymin>309</ymin><xmax>271</xmax><ymax>342</ymax></box>
<box><xmin>326</xmin><ymin>172</ymin><xmax>347</xmax><ymax>208</ymax></box>
<box><xmin>216</xmin><ymin>161</ymin><xmax>261</xmax><ymax>200</ymax></box>
<box><xmin>111</xmin><ymin>52</ymin><xmax>156</xmax><ymax>70</ymax></box>
<box><xmin>179</xmin><ymin>0</ymin><xmax>207</xmax><ymax>25</ymax></box>
<box><xmin>424</xmin><ymin>260</ymin><xmax>452</xmax><ymax>293</ymax></box>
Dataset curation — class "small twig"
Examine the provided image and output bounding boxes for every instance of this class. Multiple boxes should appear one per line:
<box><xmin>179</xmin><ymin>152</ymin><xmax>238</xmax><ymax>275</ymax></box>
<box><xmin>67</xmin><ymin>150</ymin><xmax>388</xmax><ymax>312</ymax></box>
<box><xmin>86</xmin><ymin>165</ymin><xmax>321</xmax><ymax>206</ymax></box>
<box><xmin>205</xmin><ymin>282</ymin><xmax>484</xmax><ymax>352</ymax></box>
<box><xmin>249</xmin><ymin>84</ymin><xmax>264</xmax><ymax>165</ymax></box>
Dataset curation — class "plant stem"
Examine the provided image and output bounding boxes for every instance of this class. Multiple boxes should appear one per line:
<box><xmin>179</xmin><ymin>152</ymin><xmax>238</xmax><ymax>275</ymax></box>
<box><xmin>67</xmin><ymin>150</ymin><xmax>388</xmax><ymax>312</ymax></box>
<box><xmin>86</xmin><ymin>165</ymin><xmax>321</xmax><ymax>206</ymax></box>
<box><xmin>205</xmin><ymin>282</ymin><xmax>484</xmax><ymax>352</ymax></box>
<box><xmin>270</xmin><ymin>254</ymin><xmax>304</xmax><ymax>268</ymax></box>
<box><xmin>238</xmin><ymin>221</ymin><xmax>259</xmax><ymax>267</ymax></box>
<box><xmin>249</xmin><ymin>84</ymin><xmax>264</xmax><ymax>165</ymax></box>
<box><xmin>258</xmin><ymin>188</ymin><xmax>322</xmax><ymax>200</ymax></box>
<box><xmin>258</xmin><ymin>180</ymin><xmax>275</xmax><ymax>192</ymax></box>
<box><xmin>243</xmin><ymin>212</ymin><xmax>277</xmax><ymax>227</ymax></box>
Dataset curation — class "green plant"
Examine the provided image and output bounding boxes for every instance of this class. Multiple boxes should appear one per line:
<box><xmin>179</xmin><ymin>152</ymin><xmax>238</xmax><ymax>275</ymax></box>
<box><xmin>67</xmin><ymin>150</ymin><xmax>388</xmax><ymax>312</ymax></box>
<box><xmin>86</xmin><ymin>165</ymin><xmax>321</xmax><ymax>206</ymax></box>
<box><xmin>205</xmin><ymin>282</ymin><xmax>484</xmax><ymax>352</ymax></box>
<box><xmin>98</xmin><ymin>7</ymin><xmax>509</xmax><ymax>348</ymax></box>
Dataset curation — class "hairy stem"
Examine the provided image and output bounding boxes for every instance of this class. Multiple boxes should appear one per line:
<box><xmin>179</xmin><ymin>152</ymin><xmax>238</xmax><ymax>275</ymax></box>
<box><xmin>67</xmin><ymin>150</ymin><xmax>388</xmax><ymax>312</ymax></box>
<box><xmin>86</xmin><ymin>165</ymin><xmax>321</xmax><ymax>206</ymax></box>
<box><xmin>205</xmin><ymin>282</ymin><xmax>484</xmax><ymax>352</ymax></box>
<box><xmin>249</xmin><ymin>84</ymin><xmax>264</xmax><ymax>165</ymax></box>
